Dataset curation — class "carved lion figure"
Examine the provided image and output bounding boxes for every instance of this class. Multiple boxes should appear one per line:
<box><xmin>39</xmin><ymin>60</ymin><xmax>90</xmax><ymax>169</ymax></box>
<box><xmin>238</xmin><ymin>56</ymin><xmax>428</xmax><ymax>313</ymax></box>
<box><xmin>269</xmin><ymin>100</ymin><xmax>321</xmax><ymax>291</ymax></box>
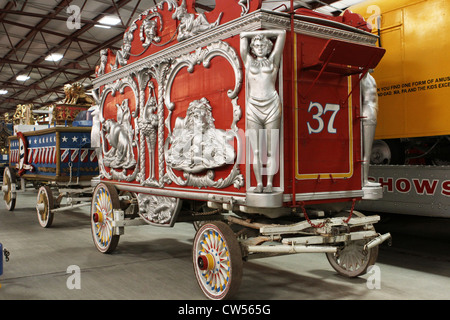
<box><xmin>13</xmin><ymin>104</ymin><xmax>35</xmax><ymax>125</ymax></box>
<box><xmin>63</xmin><ymin>83</ymin><xmax>94</xmax><ymax>105</ymax></box>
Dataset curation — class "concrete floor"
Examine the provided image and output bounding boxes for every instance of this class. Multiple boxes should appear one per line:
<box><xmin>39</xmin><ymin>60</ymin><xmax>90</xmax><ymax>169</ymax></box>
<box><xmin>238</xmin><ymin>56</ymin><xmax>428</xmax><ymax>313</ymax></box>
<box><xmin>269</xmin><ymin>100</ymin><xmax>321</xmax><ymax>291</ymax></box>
<box><xmin>0</xmin><ymin>189</ymin><xmax>449</xmax><ymax>301</ymax></box>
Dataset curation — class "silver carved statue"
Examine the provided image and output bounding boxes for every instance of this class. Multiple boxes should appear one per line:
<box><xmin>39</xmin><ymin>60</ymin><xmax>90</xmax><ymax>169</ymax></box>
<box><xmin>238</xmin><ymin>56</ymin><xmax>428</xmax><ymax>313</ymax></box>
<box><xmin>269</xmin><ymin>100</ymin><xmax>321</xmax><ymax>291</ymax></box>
<box><xmin>361</xmin><ymin>70</ymin><xmax>380</xmax><ymax>188</ymax></box>
<box><xmin>240</xmin><ymin>29</ymin><xmax>286</xmax><ymax>193</ymax></box>
<box><xmin>166</xmin><ymin>97</ymin><xmax>235</xmax><ymax>173</ymax></box>
<box><xmin>112</xmin><ymin>23</ymin><xmax>138</xmax><ymax>69</ymax></box>
<box><xmin>97</xmin><ymin>49</ymin><xmax>108</xmax><ymax>76</ymax></box>
<box><xmin>139</xmin><ymin>12</ymin><xmax>162</xmax><ymax>48</ymax></box>
<box><xmin>102</xmin><ymin>99</ymin><xmax>136</xmax><ymax>169</ymax></box>
<box><xmin>172</xmin><ymin>0</ymin><xmax>223</xmax><ymax>42</ymax></box>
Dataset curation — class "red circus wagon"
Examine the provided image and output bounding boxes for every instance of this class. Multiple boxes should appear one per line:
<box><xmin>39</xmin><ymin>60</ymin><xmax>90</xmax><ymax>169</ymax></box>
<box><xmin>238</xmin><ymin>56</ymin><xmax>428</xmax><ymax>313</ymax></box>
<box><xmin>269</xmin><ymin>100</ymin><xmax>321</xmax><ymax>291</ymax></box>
<box><xmin>91</xmin><ymin>0</ymin><xmax>390</xmax><ymax>299</ymax></box>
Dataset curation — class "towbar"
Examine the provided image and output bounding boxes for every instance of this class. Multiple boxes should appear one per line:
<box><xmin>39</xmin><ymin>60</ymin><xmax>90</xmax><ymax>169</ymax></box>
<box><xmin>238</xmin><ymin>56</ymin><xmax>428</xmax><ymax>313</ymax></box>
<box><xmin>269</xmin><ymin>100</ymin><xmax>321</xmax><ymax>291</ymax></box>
<box><xmin>246</xmin><ymin>244</ymin><xmax>337</xmax><ymax>254</ymax></box>
<box><xmin>364</xmin><ymin>232</ymin><xmax>392</xmax><ymax>250</ymax></box>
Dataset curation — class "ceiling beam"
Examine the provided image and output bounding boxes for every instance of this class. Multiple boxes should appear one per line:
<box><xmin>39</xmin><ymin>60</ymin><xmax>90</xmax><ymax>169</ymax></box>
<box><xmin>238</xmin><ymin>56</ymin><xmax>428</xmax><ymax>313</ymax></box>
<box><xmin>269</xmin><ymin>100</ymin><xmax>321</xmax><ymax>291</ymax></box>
<box><xmin>0</xmin><ymin>0</ymin><xmax>133</xmax><ymax>110</ymax></box>
<box><xmin>1</xmin><ymin>0</ymin><xmax>73</xmax><ymax>62</ymax></box>
<box><xmin>0</xmin><ymin>8</ymin><xmax>126</xmax><ymax>28</ymax></box>
<box><xmin>1</xmin><ymin>18</ymin><xmax>121</xmax><ymax>51</ymax></box>
<box><xmin>0</xmin><ymin>58</ymin><xmax>92</xmax><ymax>71</ymax></box>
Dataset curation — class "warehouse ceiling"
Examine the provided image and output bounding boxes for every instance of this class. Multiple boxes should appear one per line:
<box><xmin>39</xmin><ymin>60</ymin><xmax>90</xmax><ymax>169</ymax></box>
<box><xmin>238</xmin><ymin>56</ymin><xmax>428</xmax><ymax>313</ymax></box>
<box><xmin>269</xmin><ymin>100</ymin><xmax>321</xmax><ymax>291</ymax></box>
<box><xmin>0</xmin><ymin>0</ymin><xmax>364</xmax><ymax>113</ymax></box>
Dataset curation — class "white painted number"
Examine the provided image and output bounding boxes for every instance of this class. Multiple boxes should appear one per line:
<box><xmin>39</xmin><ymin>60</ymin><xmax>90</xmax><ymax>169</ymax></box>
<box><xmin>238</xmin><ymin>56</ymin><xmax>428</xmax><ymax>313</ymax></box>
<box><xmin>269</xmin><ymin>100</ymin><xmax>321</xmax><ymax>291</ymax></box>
<box><xmin>307</xmin><ymin>102</ymin><xmax>340</xmax><ymax>134</ymax></box>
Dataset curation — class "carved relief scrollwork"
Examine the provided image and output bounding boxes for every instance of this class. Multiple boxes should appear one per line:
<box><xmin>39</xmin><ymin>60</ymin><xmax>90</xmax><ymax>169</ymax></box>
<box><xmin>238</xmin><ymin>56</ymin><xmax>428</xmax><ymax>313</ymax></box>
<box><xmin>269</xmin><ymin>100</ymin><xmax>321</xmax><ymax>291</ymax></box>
<box><xmin>164</xmin><ymin>41</ymin><xmax>243</xmax><ymax>134</ymax></box>
<box><xmin>137</xmin><ymin>194</ymin><xmax>181</xmax><ymax>226</ymax></box>
<box><xmin>163</xmin><ymin>40</ymin><xmax>244</xmax><ymax>190</ymax></box>
<box><xmin>98</xmin><ymin>76</ymin><xmax>140</xmax><ymax>182</ymax></box>
<box><xmin>110</xmin><ymin>0</ymin><xmax>224</xmax><ymax>70</ymax></box>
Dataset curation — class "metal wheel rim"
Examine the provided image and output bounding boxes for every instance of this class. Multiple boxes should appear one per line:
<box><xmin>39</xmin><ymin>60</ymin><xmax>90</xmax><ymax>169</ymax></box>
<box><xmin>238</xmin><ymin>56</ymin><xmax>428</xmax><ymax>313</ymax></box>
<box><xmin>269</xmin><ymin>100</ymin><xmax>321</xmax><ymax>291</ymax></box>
<box><xmin>370</xmin><ymin>140</ymin><xmax>391</xmax><ymax>165</ymax></box>
<box><xmin>91</xmin><ymin>184</ymin><xmax>116</xmax><ymax>252</ymax></box>
<box><xmin>193</xmin><ymin>224</ymin><xmax>233</xmax><ymax>299</ymax></box>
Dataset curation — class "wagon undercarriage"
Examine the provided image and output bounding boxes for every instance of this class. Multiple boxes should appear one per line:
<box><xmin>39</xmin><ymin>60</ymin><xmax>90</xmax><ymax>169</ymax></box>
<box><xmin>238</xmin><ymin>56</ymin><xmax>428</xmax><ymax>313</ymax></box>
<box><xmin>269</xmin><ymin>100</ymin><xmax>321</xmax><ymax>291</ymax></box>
<box><xmin>90</xmin><ymin>181</ymin><xmax>391</xmax><ymax>299</ymax></box>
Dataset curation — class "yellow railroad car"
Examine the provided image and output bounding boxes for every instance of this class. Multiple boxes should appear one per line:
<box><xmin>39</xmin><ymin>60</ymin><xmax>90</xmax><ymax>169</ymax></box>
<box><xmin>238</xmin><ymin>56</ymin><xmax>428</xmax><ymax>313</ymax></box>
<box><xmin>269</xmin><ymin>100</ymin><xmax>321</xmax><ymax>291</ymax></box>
<box><xmin>351</xmin><ymin>0</ymin><xmax>450</xmax><ymax>217</ymax></box>
<box><xmin>352</xmin><ymin>0</ymin><xmax>450</xmax><ymax>142</ymax></box>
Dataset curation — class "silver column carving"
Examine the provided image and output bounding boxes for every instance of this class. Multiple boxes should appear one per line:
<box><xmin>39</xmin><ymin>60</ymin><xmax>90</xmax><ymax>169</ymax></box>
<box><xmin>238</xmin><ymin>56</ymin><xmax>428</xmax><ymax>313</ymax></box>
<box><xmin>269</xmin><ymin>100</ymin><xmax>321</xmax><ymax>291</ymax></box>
<box><xmin>361</xmin><ymin>71</ymin><xmax>380</xmax><ymax>188</ymax></box>
<box><xmin>240</xmin><ymin>29</ymin><xmax>286</xmax><ymax>193</ymax></box>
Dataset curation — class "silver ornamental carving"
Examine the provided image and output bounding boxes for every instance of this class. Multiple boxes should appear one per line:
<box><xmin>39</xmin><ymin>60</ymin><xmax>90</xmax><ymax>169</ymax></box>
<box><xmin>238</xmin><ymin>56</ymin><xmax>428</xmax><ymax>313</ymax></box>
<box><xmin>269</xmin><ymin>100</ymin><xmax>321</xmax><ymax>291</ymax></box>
<box><xmin>240</xmin><ymin>29</ymin><xmax>286</xmax><ymax>193</ymax></box>
<box><xmin>110</xmin><ymin>0</ymin><xmax>223</xmax><ymax>69</ymax></box>
<box><xmin>165</xmin><ymin>97</ymin><xmax>236</xmax><ymax>173</ymax></box>
<box><xmin>97</xmin><ymin>76</ymin><xmax>140</xmax><ymax>182</ymax></box>
<box><xmin>137</xmin><ymin>81</ymin><xmax>158</xmax><ymax>184</ymax></box>
<box><xmin>361</xmin><ymin>71</ymin><xmax>380</xmax><ymax>188</ymax></box>
<box><xmin>172</xmin><ymin>0</ymin><xmax>223</xmax><ymax>42</ymax></box>
<box><xmin>137</xmin><ymin>193</ymin><xmax>180</xmax><ymax>226</ymax></box>
<box><xmin>140</xmin><ymin>12</ymin><xmax>163</xmax><ymax>48</ymax></box>
<box><xmin>103</xmin><ymin>99</ymin><xmax>137</xmax><ymax>169</ymax></box>
<box><xmin>98</xmin><ymin>40</ymin><xmax>243</xmax><ymax>190</ymax></box>
<box><xmin>164</xmin><ymin>41</ymin><xmax>244</xmax><ymax>189</ymax></box>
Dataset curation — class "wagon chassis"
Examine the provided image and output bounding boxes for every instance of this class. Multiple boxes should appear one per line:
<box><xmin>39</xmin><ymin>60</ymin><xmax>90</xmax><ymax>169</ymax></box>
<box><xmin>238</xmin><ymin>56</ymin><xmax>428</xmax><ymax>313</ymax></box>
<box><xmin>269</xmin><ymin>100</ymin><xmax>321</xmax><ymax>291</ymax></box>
<box><xmin>90</xmin><ymin>181</ymin><xmax>391</xmax><ymax>299</ymax></box>
<box><xmin>109</xmin><ymin>193</ymin><xmax>391</xmax><ymax>260</ymax></box>
<box><xmin>2</xmin><ymin>165</ymin><xmax>94</xmax><ymax>228</ymax></box>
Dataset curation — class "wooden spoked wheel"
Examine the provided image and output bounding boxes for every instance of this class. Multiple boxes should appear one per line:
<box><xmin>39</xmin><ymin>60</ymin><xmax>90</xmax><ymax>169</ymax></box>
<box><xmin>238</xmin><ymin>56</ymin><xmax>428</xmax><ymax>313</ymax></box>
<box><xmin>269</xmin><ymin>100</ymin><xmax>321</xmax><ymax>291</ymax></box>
<box><xmin>36</xmin><ymin>186</ymin><xmax>54</xmax><ymax>228</ymax></box>
<box><xmin>91</xmin><ymin>182</ymin><xmax>120</xmax><ymax>253</ymax></box>
<box><xmin>2</xmin><ymin>167</ymin><xmax>16</xmax><ymax>211</ymax></box>
<box><xmin>193</xmin><ymin>221</ymin><xmax>243</xmax><ymax>300</ymax></box>
<box><xmin>326</xmin><ymin>211</ymin><xmax>379</xmax><ymax>277</ymax></box>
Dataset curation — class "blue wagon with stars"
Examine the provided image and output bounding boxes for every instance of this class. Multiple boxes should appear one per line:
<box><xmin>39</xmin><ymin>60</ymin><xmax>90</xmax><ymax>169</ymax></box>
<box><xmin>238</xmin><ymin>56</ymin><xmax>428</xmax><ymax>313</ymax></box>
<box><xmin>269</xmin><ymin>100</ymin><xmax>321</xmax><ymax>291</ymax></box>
<box><xmin>3</xmin><ymin>126</ymin><xmax>98</xmax><ymax>227</ymax></box>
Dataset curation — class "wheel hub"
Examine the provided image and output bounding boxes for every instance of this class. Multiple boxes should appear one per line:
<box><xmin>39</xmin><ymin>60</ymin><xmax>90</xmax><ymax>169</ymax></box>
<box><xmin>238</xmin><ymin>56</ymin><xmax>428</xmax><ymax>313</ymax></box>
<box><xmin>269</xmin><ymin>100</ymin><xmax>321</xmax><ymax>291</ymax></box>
<box><xmin>93</xmin><ymin>211</ymin><xmax>105</xmax><ymax>223</ymax></box>
<box><xmin>197</xmin><ymin>252</ymin><xmax>217</xmax><ymax>271</ymax></box>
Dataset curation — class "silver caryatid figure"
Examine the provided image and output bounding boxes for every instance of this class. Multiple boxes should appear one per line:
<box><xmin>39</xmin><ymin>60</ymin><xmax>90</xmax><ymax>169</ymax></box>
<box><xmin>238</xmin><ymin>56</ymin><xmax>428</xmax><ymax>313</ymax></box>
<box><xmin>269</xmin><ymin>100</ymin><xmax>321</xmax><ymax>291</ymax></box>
<box><xmin>240</xmin><ymin>29</ymin><xmax>286</xmax><ymax>193</ymax></box>
<box><xmin>361</xmin><ymin>71</ymin><xmax>380</xmax><ymax>188</ymax></box>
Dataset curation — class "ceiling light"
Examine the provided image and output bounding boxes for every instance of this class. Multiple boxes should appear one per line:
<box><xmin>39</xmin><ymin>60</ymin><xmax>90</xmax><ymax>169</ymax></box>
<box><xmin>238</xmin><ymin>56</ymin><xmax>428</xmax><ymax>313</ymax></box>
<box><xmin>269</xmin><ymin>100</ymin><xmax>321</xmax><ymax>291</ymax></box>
<box><xmin>16</xmin><ymin>75</ymin><xmax>30</xmax><ymax>81</ymax></box>
<box><xmin>98</xmin><ymin>15</ymin><xmax>121</xmax><ymax>26</ymax></box>
<box><xmin>45</xmin><ymin>53</ymin><xmax>64</xmax><ymax>62</ymax></box>
<box><xmin>94</xmin><ymin>24</ymin><xmax>112</xmax><ymax>29</ymax></box>
<box><xmin>0</xmin><ymin>90</ymin><xmax>8</xmax><ymax>95</ymax></box>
